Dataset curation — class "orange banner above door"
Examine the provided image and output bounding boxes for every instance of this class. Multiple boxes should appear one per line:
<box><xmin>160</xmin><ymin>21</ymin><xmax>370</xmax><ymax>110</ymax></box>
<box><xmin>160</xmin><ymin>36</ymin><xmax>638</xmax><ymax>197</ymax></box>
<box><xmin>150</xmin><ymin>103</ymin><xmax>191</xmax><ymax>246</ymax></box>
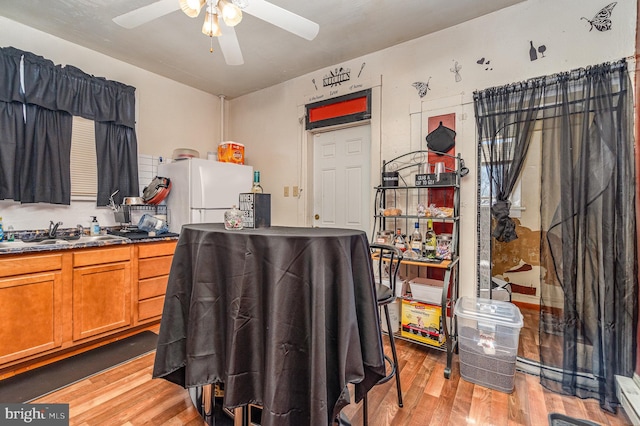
<box><xmin>305</xmin><ymin>89</ymin><xmax>371</xmax><ymax>130</ymax></box>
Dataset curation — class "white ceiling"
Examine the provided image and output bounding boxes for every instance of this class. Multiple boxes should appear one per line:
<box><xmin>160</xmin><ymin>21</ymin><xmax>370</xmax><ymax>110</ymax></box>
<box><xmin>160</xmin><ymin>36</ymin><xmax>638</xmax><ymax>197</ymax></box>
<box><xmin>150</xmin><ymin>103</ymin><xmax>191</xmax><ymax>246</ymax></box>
<box><xmin>0</xmin><ymin>0</ymin><xmax>525</xmax><ymax>99</ymax></box>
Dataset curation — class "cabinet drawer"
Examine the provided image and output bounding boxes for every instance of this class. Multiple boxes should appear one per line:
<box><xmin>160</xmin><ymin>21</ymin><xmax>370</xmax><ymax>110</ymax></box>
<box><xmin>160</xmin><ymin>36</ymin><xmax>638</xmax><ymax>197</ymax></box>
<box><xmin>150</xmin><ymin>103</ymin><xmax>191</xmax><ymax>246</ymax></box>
<box><xmin>139</xmin><ymin>275</ymin><xmax>169</xmax><ymax>300</ymax></box>
<box><xmin>138</xmin><ymin>256</ymin><xmax>173</xmax><ymax>280</ymax></box>
<box><xmin>138</xmin><ymin>241</ymin><xmax>177</xmax><ymax>258</ymax></box>
<box><xmin>0</xmin><ymin>253</ymin><xmax>64</xmax><ymax>278</ymax></box>
<box><xmin>138</xmin><ymin>295</ymin><xmax>165</xmax><ymax>321</ymax></box>
<box><xmin>73</xmin><ymin>246</ymin><xmax>131</xmax><ymax>267</ymax></box>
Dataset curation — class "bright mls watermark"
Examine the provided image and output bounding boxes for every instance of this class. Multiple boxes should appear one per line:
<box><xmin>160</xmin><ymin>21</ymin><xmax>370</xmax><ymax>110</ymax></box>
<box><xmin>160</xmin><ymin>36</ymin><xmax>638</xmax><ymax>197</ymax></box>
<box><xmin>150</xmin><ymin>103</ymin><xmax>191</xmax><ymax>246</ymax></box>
<box><xmin>0</xmin><ymin>404</ymin><xmax>69</xmax><ymax>425</ymax></box>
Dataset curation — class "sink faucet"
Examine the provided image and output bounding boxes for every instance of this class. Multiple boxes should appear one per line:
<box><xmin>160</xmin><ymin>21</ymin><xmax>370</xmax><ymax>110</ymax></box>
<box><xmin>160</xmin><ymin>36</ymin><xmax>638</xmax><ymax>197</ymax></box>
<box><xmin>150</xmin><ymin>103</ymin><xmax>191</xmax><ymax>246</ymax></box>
<box><xmin>49</xmin><ymin>221</ymin><xmax>63</xmax><ymax>238</ymax></box>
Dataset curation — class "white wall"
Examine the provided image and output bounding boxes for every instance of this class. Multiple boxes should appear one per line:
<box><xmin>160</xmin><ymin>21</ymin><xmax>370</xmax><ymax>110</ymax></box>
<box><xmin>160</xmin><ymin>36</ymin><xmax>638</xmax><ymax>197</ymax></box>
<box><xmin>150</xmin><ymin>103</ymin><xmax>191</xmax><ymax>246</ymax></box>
<box><xmin>0</xmin><ymin>0</ymin><xmax>635</xmax><ymax>296</ymax></box>
<box><xmin>0</xmin><ymin>17</ymin><xmax>222</xmax><ymax>231</ymax></box>
<box><xmin>227</xmin><ymin>0</ymin><xmax>637</xmax><ymax>297</ymax></box>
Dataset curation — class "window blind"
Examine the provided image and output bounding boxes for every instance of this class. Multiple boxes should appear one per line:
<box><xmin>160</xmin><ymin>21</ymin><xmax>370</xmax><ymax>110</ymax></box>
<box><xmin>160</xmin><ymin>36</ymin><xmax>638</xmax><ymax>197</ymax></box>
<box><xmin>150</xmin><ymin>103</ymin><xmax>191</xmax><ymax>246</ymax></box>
<box><xmin>70</xmin><ymin>116</ymin><xmax>97</xmax><ymax>198</ymax></box>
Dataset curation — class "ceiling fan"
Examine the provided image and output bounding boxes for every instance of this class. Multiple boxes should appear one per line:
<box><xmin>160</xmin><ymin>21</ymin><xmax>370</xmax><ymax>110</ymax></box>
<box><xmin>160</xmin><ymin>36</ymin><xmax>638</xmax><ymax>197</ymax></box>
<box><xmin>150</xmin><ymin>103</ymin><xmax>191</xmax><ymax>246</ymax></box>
<box><xmin>112</xmin><ymin>0</ymin><xmax>319</xmax><ymax>66</ymax></box>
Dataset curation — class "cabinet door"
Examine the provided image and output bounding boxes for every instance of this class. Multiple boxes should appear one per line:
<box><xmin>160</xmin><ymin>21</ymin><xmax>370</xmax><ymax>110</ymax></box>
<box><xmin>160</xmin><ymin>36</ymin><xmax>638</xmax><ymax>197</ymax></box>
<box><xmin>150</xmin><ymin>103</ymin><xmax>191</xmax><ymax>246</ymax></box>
<box><xmin>0</xmin><ymin>272</ymin><xmax>63</xmax><ymax>364</ymax></box>
<box><xmin>72</xmin><ymin>262</ymin><xmax>131</xmax><ymax>341</ymax></box>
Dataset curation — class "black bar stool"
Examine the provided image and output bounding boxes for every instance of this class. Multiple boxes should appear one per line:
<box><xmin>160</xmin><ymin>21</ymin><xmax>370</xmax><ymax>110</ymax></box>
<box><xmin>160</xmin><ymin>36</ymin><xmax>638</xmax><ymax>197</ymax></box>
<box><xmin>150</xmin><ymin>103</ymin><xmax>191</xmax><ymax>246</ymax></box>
<box><xmin>363</xmin><ymin>244</ymin><xmax>403</xmax><ymax>425</ymax></box>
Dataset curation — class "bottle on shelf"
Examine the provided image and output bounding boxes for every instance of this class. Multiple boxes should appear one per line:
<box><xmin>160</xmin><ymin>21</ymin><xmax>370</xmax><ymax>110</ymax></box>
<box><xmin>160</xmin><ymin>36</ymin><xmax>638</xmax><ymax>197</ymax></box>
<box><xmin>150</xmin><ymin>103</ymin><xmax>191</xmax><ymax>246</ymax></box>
<box><xmin>251</xmin><ymin>171</ymin><xmax>264</xmax><ymax>194</ymax></box>
<box><xmin>0</xmin><ymin>216</ymin><xmax>4</xmax><ymax>241</ymax></box>
<box><xmin>393</xmin><ymin>227</ymin><xmax>408</xmax><ymax>252</ymax></box>
<box><xmin>424</xmin><ymin>219</ymin><xmax>437</xmax><ymax>259</ymax></box>
<box><xmin>410</xmin><ymin>222</ymin><xmax>422</xmax><ymax>257</ymax></box>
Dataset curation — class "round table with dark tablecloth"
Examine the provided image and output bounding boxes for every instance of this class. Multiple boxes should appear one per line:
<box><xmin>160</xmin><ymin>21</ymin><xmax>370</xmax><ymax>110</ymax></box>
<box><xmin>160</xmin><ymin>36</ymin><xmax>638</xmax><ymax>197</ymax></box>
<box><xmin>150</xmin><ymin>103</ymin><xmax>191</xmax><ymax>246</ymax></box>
<box><xmin>153</xmin><ymin>223</ymin><xmax>385</xmax><ymax>426</ymax></box>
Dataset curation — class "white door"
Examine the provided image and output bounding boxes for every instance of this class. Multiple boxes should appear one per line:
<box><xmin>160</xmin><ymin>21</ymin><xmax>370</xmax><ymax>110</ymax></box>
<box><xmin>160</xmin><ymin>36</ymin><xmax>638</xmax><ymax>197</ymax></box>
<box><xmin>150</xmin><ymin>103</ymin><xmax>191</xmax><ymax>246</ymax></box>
<box><xmin>313</xmin><ymin>125</ymin><xmax>371</xmax><ymax>233</ymax></box>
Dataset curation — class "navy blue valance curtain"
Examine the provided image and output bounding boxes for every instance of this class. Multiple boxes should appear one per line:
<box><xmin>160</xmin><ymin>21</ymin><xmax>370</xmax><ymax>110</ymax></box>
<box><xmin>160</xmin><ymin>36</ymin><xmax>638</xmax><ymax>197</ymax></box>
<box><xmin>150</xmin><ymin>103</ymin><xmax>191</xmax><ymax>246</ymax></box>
<box><xmin>0</xmin><ymin>46</ymin><xmax>138</xmax><ymax>205</ymax></box>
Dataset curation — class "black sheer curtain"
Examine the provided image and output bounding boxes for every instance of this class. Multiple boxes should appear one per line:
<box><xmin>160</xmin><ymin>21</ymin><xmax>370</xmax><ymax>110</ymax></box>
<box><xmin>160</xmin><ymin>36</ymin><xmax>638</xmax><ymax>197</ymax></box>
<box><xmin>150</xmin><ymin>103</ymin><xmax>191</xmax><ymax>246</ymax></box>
<box><xmin>474</xmin><ymin>59</ymin><xmax>637</xmax><ymax>412</ymax></box>
<box><xmin>0</xmin><ymin>46</ymin><xmax>139</xmax><ymax>205</ymax></box>
<box><xmin>0</xmin><ymin>101</ymin><xmax>24</xmax><ymax>200</ymax></box>
<box><xmin>95</xmin><ymin>122</ymin><xmax>138</xmax><ymax>206</ymax></box>
<box><xmin>17</xmin><ymin>105</ymin><xmax>72</xmax><ymax>204</ymax></box>
<box><xmin>474</xmin><ymin>81</ymin><xmax>544</xmax><ymax>242</ymax></box>
<box><xmin>538</xmin><ymin>60</ymin><xmax>636</xmax><ymax>412</ymax></box>
<box><xmin>0</xmin><ymin>47</ymin><xmax>25</xmax><ymax>201</ymax></box>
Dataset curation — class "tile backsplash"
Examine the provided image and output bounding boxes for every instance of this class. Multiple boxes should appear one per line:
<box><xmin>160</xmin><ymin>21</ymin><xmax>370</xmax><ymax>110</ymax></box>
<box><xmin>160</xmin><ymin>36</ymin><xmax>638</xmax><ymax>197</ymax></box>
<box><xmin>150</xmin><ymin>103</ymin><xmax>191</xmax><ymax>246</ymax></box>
<box><xmin>137</xmin><ymin>154</ymin><xmax>164</xmax><ymax>196</ymax></box>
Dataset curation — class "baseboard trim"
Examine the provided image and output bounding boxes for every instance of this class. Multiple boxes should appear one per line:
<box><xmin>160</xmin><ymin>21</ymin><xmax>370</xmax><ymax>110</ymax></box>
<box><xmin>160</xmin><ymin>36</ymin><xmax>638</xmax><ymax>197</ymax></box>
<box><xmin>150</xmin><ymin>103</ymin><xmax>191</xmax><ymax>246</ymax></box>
<box><xmin>615</xmin><ymin>374</ymin><xmax>640</xmax><ymax>425</ymax></box>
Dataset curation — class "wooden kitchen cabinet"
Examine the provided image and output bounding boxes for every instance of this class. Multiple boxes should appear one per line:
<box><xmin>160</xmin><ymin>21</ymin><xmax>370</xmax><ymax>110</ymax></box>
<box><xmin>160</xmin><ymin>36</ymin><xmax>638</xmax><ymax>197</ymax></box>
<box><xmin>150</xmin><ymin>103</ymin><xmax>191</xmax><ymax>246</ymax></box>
<box><xmin>0</xmin><ymin>253</ymin><xmax>67</xmax><ymax>365</ymax></box>
<box><xmin>134</xmin><ymin>240</ymin><xmax>177</xmax><ymax>324</ymax></box>
<box><xmin>72</xmin><ymin>246</ymin><xmax>132</xmax><ymax>341</ymax></box>
<box><xmin>0</xmin><ymin>239</ymin><xmax>178</xmax><ymax>375</ymax></box>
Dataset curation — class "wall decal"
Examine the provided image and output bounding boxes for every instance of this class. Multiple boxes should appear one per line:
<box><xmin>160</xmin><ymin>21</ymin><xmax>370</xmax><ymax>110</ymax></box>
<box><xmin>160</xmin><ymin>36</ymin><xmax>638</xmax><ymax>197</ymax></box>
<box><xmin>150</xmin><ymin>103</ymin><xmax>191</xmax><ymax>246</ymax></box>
<box><xmin>537</xmin><ymin>45</ymin><xmax>547</xmax><ymax>58</ymax></box>
<box><xmin>312</xmin><ymin>78</ymin><xmax>318</xmax><ymax>90</ymax></box>
<box><xmin>528</xmin><ymin>41</ymin><xmax>546</xmax><ymax>61</ymax></box>
<box><xmin>450</xmin><ymin>61</ymin><xmax>462</xmax><ymax>82</ymax></box>
<box><xmin>581</xmin><ymin>2</ymin><xmax>617</xmax><ymax>31</ymax></box>
<box><xmin>323</xmin><ymin>67</ymin><xmax>351</xmax><ymax>87</ymax></box>
<box><xmin>357</xmin><ymin>62</ymin><xmax>366</xmax><ymax>78</ymax></box>
<box><xmin>477</xmin><ymin>57</ymin><xmax>493</xmax><ymax>71</ymax></box>
<box><xmin>412</xmin><ymin>78</ymin><xmax>431</xmax><ymax>98</ymax></box>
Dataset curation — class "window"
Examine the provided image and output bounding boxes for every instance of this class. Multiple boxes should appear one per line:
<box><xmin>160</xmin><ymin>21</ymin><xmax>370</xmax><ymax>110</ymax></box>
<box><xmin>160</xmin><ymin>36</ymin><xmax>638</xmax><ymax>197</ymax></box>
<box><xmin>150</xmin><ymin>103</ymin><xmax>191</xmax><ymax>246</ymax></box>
<box><xmin>70</xmin><ymin>116</ymin><xmax>97</xmax><ymax>200</ymax></box>
<box><xmin>479</xmin><ymin>138</ymin><xmax>522</xmax><ymax>217</ymax></box>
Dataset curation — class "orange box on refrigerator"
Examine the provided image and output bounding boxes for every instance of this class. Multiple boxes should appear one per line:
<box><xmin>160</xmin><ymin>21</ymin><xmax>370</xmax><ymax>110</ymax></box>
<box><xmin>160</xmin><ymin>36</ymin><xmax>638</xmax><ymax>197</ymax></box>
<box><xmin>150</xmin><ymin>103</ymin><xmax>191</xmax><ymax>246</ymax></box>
<box><xmin>218</xmin><ymin>142</ymin><xmax>245</xmax><ymax>164</ymax></box>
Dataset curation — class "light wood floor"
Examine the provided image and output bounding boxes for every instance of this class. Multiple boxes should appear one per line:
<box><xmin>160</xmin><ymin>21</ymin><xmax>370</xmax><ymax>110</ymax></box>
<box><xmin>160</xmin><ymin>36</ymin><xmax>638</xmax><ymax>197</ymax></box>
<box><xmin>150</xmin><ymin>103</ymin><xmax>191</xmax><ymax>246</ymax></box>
<box><xmin>33</xmin><ymin>336</ymin><xmax>632</xmax><ymax>426</ymax></box>
<box><xmin>517</xmin><ymin>304</ymin><xmax>541</xmax><ymax>362</ymax></box>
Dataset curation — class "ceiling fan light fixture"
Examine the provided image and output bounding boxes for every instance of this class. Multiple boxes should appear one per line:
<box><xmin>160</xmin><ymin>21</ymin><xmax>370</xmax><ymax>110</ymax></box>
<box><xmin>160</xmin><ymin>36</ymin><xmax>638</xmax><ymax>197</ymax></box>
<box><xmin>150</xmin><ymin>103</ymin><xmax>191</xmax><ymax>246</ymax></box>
<box><xmin>180</xmin><ymin>0</ymin><xmax>206</xmax><ymax>18</ymax></box>
<box><xmin>231</xmin><ymin>0</ymin><xmax>249</xmax><ymax>9</ymax></box>
<box><xmin>219</xmin><ymin>0</ymin><xmax>243</xmax><ymax>26</ymax></box>
<box><xmin>202</xmin><ymin>10</ymin><xmax>222</xmax><ymax>37</ymax></box>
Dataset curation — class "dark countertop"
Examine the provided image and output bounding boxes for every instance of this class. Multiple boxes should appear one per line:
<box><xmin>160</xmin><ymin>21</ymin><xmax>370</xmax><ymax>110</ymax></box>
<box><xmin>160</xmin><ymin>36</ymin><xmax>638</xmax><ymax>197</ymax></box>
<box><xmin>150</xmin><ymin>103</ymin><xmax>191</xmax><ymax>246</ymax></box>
<box><xmin>0</xmin><ymin>231</ymin><xmax>179</xmax><ymax>255</ymax></box>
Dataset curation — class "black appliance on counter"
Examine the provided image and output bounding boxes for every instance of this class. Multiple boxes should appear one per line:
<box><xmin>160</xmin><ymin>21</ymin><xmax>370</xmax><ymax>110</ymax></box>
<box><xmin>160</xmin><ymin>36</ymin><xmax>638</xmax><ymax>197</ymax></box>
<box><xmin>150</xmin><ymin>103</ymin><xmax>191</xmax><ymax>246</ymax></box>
<box><xmin>108</xmin><ymin>229</ymin><xmax>179</xmax><ymax>240</ymax></box>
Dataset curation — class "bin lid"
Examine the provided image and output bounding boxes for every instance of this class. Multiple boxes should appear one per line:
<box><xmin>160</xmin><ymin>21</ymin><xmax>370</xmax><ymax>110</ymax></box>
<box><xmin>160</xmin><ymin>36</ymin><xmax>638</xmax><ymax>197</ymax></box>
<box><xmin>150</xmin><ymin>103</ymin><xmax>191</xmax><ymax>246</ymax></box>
<box><xmin>454</xmin><ymin>296</ymin><xmax>523</xmax><ymax>328</ymax></box>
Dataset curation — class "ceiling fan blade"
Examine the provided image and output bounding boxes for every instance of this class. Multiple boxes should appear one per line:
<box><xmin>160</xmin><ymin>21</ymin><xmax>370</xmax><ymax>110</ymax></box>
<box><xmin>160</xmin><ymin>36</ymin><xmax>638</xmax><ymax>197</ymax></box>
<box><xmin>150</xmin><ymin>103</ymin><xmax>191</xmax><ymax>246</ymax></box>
<box><xmin>112</xmin><ymin>0</ymin><xmax>180</xmax><ymax>29</ymax></box>
<box><xmin>243</xmin><ymin>0</ymin><xmax>319</xmax><ymax>41</ymax></box>
<box><xmin>219</xmin><ymin>24</ymin><xmax>244</xmax><ymax>66</ymax></box>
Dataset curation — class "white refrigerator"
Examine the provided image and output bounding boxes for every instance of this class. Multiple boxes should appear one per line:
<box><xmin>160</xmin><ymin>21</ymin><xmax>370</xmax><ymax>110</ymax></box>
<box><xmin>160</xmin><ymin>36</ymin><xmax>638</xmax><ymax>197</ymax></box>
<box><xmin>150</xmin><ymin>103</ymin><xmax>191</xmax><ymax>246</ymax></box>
<box><xmin>158</xmin><ymin>158</ymin><xmax>253</xmax><ymax>233</ymax></box>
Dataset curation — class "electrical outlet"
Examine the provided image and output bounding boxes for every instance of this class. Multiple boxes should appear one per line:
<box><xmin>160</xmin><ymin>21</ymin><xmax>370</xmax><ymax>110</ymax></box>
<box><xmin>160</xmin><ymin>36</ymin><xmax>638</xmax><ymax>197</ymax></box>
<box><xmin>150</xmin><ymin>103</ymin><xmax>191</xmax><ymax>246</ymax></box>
<box><xmin>293</xmin><ymin>186</ymin><xmax>299</xmax><ymax>197</ymax></box>
<box><xmin>284</xmin><ymin>186</ymin><xmax>289</xmax><ymax>197</ymax></box>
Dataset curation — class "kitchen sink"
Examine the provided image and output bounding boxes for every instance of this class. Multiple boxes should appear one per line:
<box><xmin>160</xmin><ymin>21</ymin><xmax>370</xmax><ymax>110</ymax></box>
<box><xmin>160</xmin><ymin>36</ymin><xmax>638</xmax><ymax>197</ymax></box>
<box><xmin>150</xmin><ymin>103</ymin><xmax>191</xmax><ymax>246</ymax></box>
<box><xmin>0</xmin><ymin>241</ymin><xmax>30</xmax><ymax>249</ymax></box>
<box><xmin>0</xmin><ymin>239</ymin><xmax>71</xmax><ymax>248</ymax></box>
<box><xmin>34</xmin><ymin>239</ymin><xmax>72</xmax><ymax>245</ymax></box>
<box><xmin>73</xmin><ymin>235</ymin><xmax>130</xmax><ymax>243</ymax></box>
<box><xmin>0</xmin><ymin>235</ymin><xmax>130</xmax><ymax>250</ymax></box>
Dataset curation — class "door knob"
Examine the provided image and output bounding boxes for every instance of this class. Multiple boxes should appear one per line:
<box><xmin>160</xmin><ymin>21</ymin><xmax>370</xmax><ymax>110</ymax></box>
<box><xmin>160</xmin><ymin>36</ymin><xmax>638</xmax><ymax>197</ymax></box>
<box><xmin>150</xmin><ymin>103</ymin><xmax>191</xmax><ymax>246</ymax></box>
<box><xmin>314</xmin><ymin>214</ymin><xmax>320</xmax><ymax>220</ymax></box>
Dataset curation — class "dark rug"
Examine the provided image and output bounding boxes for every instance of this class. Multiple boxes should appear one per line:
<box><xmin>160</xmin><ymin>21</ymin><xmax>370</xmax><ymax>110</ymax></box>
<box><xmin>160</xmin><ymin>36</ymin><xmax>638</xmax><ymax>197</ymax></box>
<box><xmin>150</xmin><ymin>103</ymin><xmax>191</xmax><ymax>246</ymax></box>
<box><xmin>548</xmin><ymin>413</ymin><xmax>600</xmax><ymax>426</ymax></box>
<box><xmin>0</xmin><ymin>331</ymin><xmax>158</xmax><ymax>403</ymax></box>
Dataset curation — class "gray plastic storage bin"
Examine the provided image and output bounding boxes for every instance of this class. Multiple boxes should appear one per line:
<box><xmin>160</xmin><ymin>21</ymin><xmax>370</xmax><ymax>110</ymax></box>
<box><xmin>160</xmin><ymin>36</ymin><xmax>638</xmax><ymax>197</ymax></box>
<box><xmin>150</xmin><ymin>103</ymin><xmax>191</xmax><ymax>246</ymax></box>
<box><xmin>454</xmin><ymin>296</ymin><xmax>523</xmax><ymax>393</ymax></box>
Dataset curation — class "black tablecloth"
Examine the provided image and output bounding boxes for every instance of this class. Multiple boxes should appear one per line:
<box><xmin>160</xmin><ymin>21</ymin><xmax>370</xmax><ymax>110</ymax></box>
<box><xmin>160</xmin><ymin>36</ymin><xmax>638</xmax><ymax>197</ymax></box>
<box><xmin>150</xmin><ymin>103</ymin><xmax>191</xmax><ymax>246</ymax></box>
<box><xmin>152</xmin><ymin>223</ymin><xmax>385</xmax><ymax>426</ymax></box>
